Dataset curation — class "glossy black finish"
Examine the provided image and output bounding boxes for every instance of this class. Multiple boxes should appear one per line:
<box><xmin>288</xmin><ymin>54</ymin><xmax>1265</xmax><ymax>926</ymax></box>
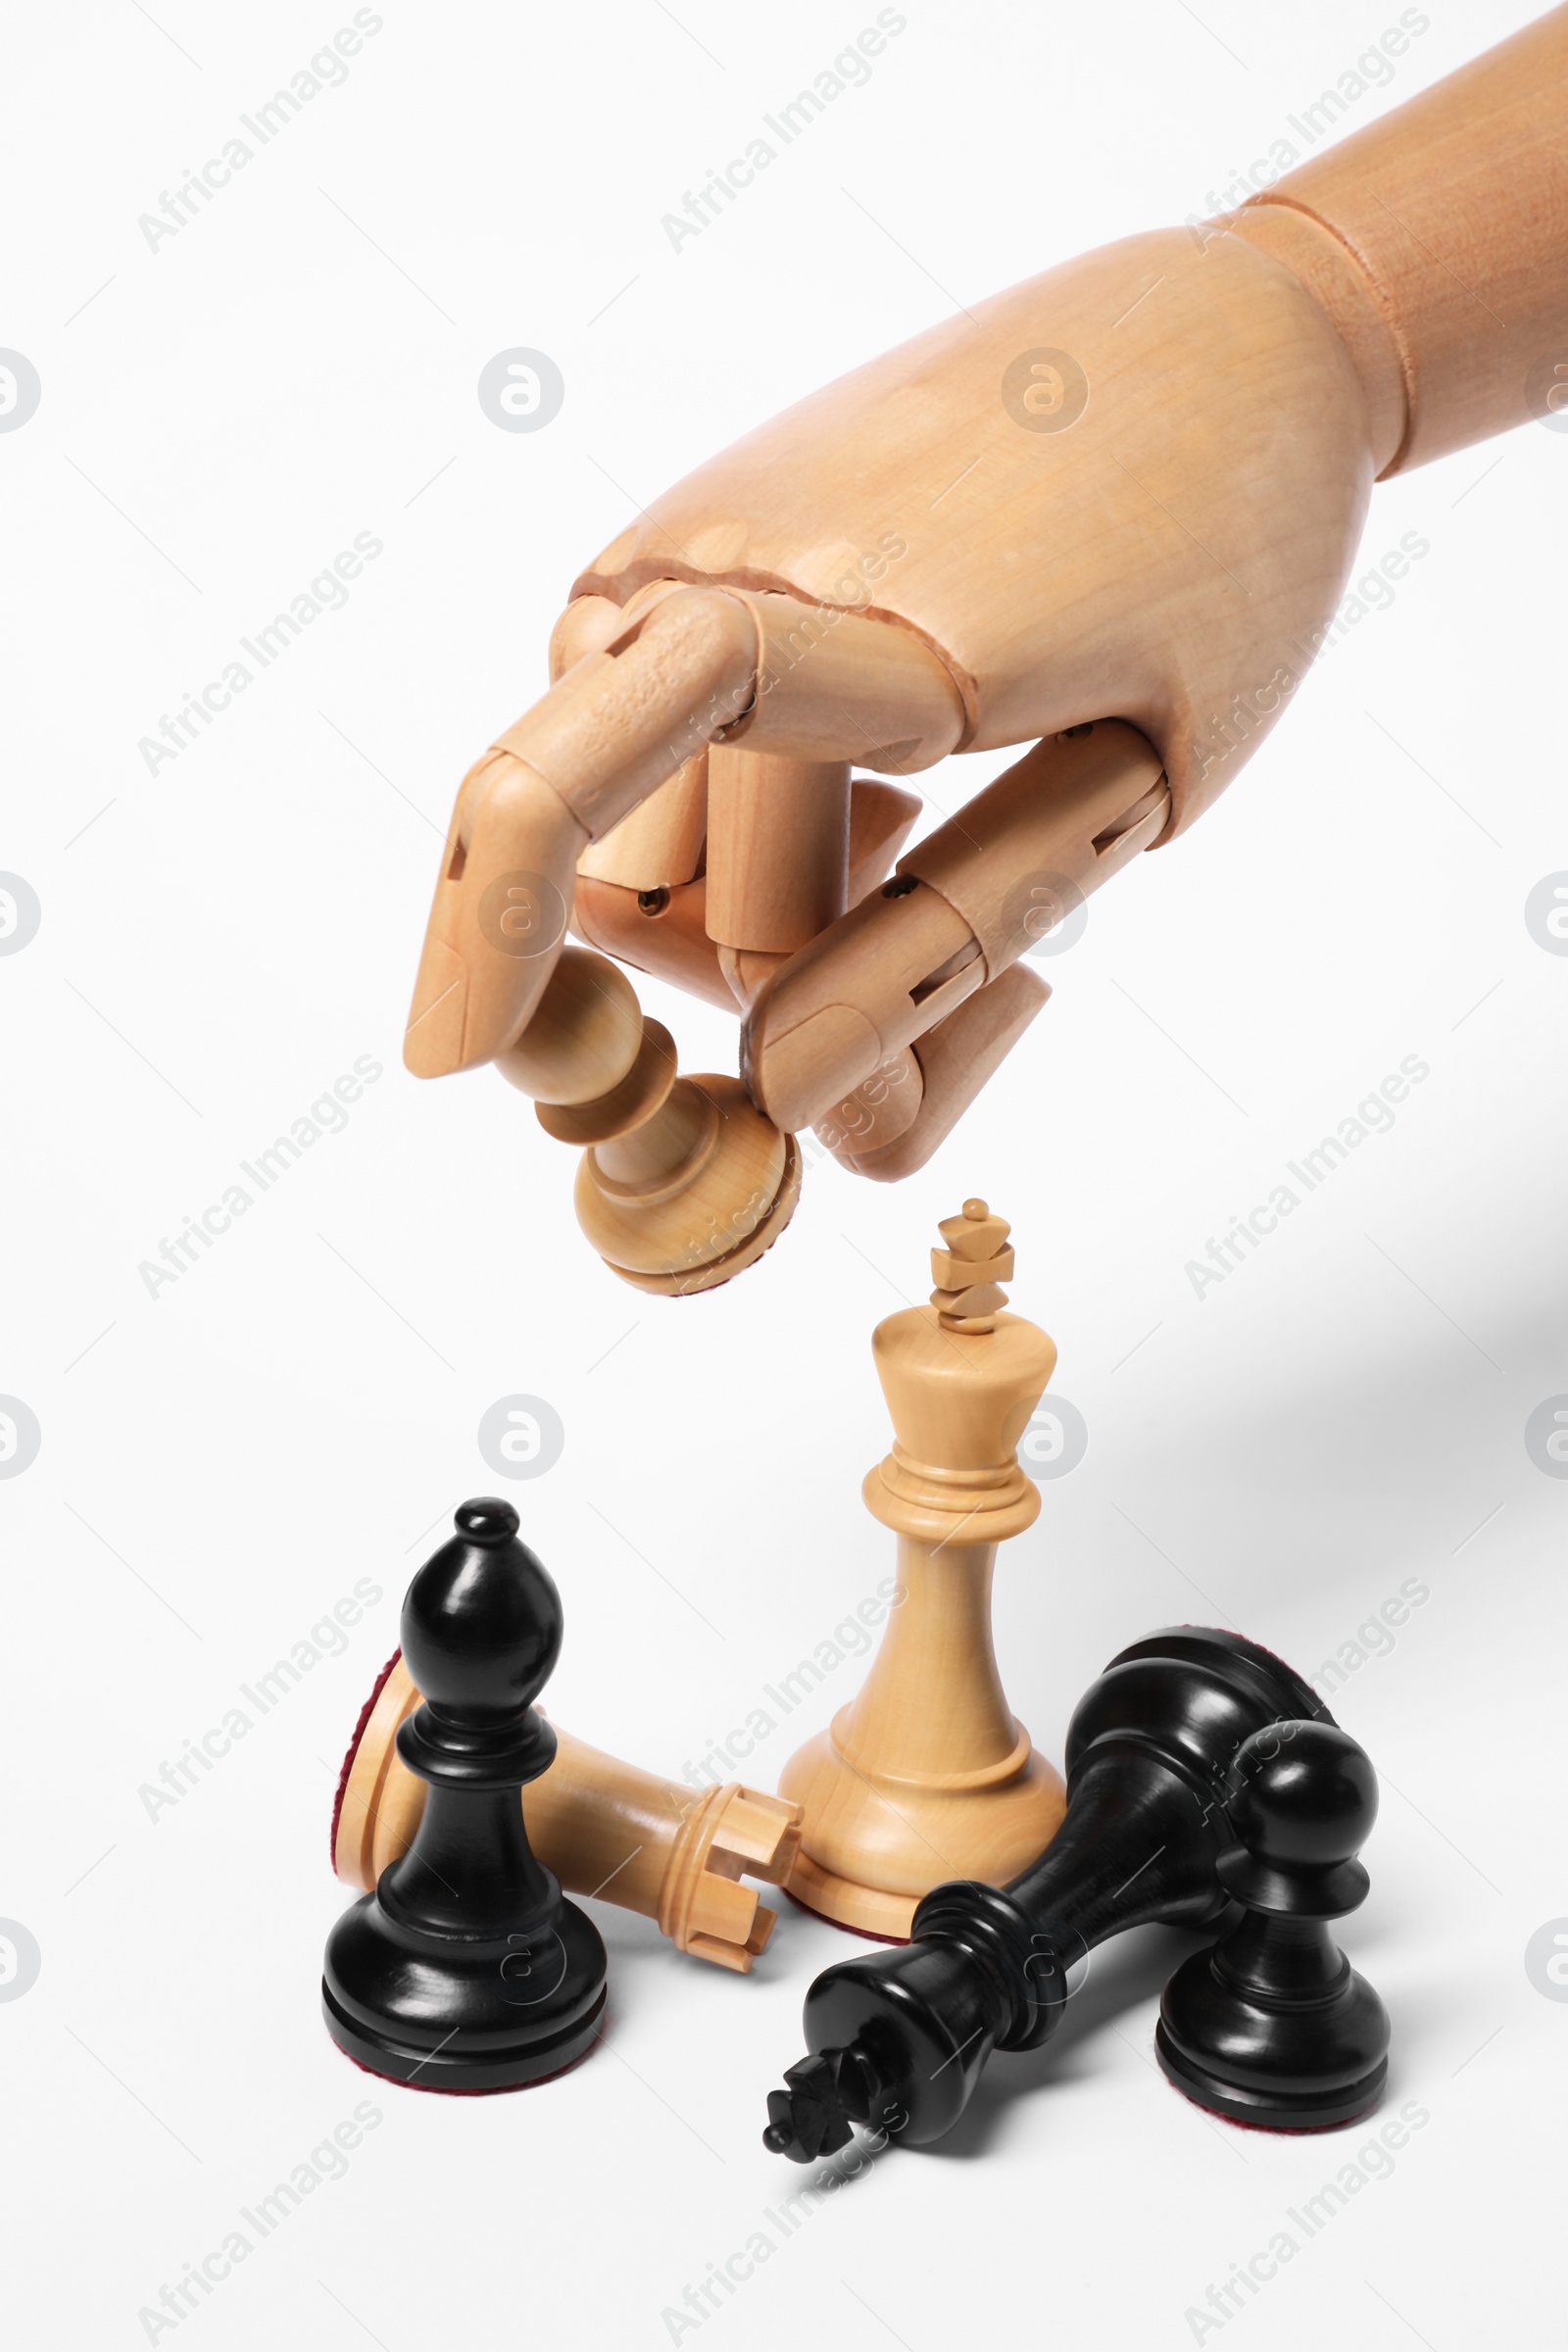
<box><xmin>322</xmin><ymin>1499</ymin><xmax>607</xmax><ymax>2090</ymax></box>
<box><xmin>1156</xmin><ymin>1720</ymin><xmax>1390</xmax><ymax>2128</ymax></box>
<box><xmin>762</xmin><ymin>1627</ymin><xmax>1334</xmax><ymax>2159</ymax></box>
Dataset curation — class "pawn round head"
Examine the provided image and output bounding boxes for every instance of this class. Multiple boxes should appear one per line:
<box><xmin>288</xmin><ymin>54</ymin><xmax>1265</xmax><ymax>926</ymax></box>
<box><xmin>1230</xmin><ymin>1721</ymin><xmax>1378</xmax><ymax>1868</ymax></box>
<box><xmin>400</xmin><ymin>1497</ymin><xmax>564</xmax><ymax>1719</ymax></box>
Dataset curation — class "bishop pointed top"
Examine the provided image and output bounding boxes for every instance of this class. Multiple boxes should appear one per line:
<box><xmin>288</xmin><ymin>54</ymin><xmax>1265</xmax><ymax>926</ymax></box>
<box><xmin>402</xmin><ymin>1500</ymin><xmax>563</xmax><ymax>1719</ymax></box>
<box><xmin>929</xmin><ymin>1198</ymin><xmax>1015</xmax><ymax>1332</ymax></box>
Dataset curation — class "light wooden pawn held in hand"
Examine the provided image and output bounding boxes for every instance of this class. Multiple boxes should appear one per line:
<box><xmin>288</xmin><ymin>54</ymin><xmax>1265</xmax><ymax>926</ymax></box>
<box><xmin>778</xmin><ymin>1200</ymin><xmax>1067</xmax><ymax>1938</ymax></box>
<box><xmin>334</xmin><ymin>1655</ymin><xmax>804</xmax><ymax>1972</ymax></box>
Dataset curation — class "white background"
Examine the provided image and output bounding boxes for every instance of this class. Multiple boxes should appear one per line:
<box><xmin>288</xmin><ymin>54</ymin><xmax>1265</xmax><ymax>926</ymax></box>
<box><xmin>3</xmin><ymin>1</ymin><xmax>1565</xmax><ymax>2345</ymax></box>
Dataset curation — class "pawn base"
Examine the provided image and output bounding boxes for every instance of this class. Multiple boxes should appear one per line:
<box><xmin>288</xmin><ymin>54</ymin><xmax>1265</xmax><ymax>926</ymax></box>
<box><xmin>322</xmin><ymin>1980</ymin><xmax>607</xmax><ymax>2092</ymax></box>
<box><xmin>596</xmin><ymin>1134</ymin><xmax>803</xmax><ymax>1297</ymax></box>
<box><xmin>577</xmin><ymin>1077</ymin><xmax>802</xmax><ymax>1297</ymax></box>
<box><xmin>1154</xmin><ymin>2018</ymin><xmax>1388</xmax><ymax>2132</ymax></box>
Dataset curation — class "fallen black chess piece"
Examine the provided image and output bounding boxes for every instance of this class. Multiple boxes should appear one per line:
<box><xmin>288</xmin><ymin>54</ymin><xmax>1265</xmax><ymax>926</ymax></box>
<box><xmin>762</xmin><ymin>1626</ymin><xmax>1390</xmax><ymax>2159</ymax></box>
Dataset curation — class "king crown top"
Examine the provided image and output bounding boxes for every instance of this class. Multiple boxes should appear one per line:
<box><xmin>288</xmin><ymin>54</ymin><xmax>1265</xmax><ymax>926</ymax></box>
<box><xmin>930</xmin><ymin>1198</ymin><xmax>1014</xmax><ymax>1332</ymax></box>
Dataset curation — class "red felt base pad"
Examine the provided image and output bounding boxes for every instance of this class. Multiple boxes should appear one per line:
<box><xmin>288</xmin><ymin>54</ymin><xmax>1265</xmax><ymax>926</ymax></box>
<box><xmin>321</xmin><ymin>1982</ymin><xmax>609</xmax><ymax>2095</ymax></box>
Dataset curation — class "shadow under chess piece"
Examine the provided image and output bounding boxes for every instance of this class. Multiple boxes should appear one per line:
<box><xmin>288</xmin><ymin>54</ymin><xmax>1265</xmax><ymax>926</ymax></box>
<box><xmin>778</xmin><ymin>1200</ymin><xmax>1067</xmax><ymax>1938</ymax></box>
<box><xmin>1156</xmin><ymin>1720</ymin><xmax>1390</xmax><ymax>2130</ymax></box>
<box><xmin>322</xmin><ymin>1499</ymin><xmax>607</xmax><ymax>2090</ymax></box>
<box><xmin>762</xmin><ymin>1627</ymin><xmax>1332</xmax><ymax>2160</ymax></box>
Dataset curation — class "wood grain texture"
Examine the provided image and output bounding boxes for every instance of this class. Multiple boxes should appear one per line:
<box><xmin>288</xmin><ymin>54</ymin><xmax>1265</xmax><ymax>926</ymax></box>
<box><xmin>408</xmin><ymin>10</ymin><xmax>1568</xmax><ymax>1214</ymax></box>
<box><xmin>1238</xmin><ymin>3</ymin><xmax>1568</xmax><ymax>472</ymax></box>
<box><xmin>899</xmin><ymin>720</ymin><xmax>1167</xmax><ymax>977</ymax></box>
<box><xmin>495</xmin><ymin>945</ymin><xmax>802</xmax><ymax>1292</ymax></box>
<box><xmin>548</xmin><ymin>591</ymin><xmax>623</xmax><ymax>681</ymax></box>
<box><xmin>572</xmin><ymin>227</ymin><xmax>1375</xmax><ymax>834</ymax></box>
<box><xmin>494</xmin><ymin>942</ymin><xmax>642</xmax><ymax>1106</ymax></box>
<box><xmin>705</xmin><ymin>749</ymin><xmax>851</xmax><ymax>954</ymax></box>
<box><xmin>572</xmin><ymin>874</ymin><xmax>736</xmax><ymax>1007</ymax></box>
<box><xmin>778</xmin><ymin>1203</ymin><xmax>1065</xmax><ymax>1936</ymax></box>
<box><xmin>726</xmin><ymin>591</ymin><xmax>964</xmax><ymax>773</ymax></box>
<box><xmin>817</xmin><ymin>963</ymin><xmax>1051</xmax><ymax>1182</ymax></box>
<box><xmin>846</xmin><ymin>778</ymin><xmax>922</xmax><ymax>904</ymax></box>
<box><xmin>577</xmin><ymin>753</ymin><xmax>710</xmax><ymax>889</ymax></box>
<box><xmin>569</xmin><ymin>773</ymin><xmax>920</xmax><ymax>1011</ymax></box>
<box><xmin>742</xmin><ymin>722</ymin><xmax>1160</xmax><ymax>1133</ymax></box>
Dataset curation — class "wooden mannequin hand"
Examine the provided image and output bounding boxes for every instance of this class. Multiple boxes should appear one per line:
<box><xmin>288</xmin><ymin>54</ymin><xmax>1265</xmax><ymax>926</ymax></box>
<box><xmin>578</xmin><ymin>220</ymin><xmax>1378</xmax><ymax>848</ymax></box>
<box><xmin>407</xmin><ymin>5</ymin><xmax>1568</xmax><ymax>1174</ymax></box>
<box><xmin>406</xmin><ymin>223</ymin><xmax>1373</xmax><ymax>1147</ymax></box>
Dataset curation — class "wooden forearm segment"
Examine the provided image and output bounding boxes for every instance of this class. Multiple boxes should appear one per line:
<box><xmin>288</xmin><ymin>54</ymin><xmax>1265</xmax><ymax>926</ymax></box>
<box><xmin>334</xmin><ymin>1655</ymin><xmax>804</xmax><ymax>1972</ymax></box>
<box><xmin>744</xmin><ymin>719</ymin><xmax>1168</xmax><ymax>1135</ymax></box>
<box><xmin>1235</xmin><ymin>5</ymin><xmax>1568</xmax><ymax>472</ymax></box>
<box><xmin>496</xmin><ymin>944</ymin><xmax>801</xmax><ymax>1293</ymax></box>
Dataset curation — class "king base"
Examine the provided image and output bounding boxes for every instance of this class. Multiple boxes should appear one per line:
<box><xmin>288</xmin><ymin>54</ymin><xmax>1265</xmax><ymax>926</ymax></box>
<box><xmin>779</xmin><ymin>1730</ymin><xmax>1066</xmax><ymax>1940</ymax></box>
